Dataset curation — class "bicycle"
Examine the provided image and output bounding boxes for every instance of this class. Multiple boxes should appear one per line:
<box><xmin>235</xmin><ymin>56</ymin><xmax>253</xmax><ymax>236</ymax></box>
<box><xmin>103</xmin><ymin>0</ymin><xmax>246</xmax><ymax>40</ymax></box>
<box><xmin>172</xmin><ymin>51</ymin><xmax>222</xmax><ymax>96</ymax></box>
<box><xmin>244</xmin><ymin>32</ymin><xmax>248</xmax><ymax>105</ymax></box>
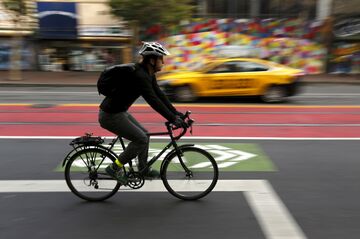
<box><xmin>62</xmin><ymin>111</ymin><xmax>219</xmax><ymax>202</ymax></box>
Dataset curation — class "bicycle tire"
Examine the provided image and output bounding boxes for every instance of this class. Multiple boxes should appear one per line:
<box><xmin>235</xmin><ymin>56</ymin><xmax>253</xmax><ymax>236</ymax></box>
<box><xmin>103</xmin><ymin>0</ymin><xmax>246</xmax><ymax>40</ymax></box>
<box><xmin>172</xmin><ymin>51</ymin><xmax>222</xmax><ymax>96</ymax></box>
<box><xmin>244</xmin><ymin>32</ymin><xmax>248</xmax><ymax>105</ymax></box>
<box><xmin>64</xmin><ymin>147</ymin><xmax>121</xmax><ymax>202</ymax></box>
<box><xmin>161</xmin><ymin>146</ymin><xmax>218</xmax><ymax>200</ymax></box>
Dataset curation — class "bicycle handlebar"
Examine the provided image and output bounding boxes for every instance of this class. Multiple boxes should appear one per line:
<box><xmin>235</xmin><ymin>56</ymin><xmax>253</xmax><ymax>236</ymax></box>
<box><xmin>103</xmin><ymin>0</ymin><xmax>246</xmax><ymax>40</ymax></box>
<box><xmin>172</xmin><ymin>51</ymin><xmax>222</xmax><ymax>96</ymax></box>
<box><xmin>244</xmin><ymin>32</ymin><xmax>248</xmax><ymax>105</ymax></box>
<box><xmin>165</xmin><ymin>111</ymin><xmax>194</xmax><ymax>140</ymax></box>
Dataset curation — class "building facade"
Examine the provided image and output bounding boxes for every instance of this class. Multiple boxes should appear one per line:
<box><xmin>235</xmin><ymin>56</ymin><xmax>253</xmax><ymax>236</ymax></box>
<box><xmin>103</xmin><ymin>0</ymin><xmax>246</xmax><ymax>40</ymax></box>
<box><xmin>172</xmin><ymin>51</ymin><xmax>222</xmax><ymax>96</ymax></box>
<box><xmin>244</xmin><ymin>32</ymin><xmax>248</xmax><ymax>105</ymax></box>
<box><xmin>0</xmin><ymin>0</ymin><xmax>132</xmax><ymax>71</ymax></box>
<box><xmin>0</xmin><ymin>0</ymin><xmax>37</xmax><ymax>70</ymax></box>
<box><xmin>191</xmin><ymin>0</ymin><xmax>359</xmax><ymax>74</ymax></box>
<box><xmin>328</xmin><ymin>0</ymin><xmax>360</xmax><ymax>74</ymax></box>
<box><xmin>0</xmin><ymin>0</ymin><xmax>358</xmax><ymax>73</ymax></box>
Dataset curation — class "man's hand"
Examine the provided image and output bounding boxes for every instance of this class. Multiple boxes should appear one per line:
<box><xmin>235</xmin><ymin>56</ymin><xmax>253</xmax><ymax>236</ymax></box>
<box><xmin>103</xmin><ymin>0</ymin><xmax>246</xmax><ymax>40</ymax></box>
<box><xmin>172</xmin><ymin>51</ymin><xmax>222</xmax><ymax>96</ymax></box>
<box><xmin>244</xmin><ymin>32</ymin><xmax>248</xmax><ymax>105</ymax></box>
<box><xmin>173</xmin><ymin>115</ymin><xmax>187</xmax><ymax>128</ymax></box>
<box><xmin>175</xmin><ymin>111</ymin><xmax>185</xmax><ymax>119</ymax></box>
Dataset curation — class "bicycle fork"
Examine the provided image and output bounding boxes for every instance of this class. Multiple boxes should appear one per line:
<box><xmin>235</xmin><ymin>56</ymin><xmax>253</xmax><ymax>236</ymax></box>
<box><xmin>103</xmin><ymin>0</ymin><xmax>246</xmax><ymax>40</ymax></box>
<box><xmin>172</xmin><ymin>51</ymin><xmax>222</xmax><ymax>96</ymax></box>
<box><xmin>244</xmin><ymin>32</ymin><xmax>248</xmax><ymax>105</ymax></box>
<box><xmin>173</xmin><ymin>144</ymin><xmax>193</xmax><ymax>178</ymax></box>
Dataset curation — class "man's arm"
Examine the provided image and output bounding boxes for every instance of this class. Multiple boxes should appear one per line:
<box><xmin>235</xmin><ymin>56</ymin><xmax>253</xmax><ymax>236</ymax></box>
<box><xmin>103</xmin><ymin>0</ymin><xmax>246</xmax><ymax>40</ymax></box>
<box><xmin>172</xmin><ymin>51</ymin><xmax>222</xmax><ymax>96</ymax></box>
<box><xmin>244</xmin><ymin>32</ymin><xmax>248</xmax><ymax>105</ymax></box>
<box><xmin>152</xmin><ymin>76</ymin><xmax>179</xmax><ymax>114</ymax></box>
<box><xmin>136</xmin><ymin>73</ymin><xmax>177</xmax><ymax>122</ymax></box>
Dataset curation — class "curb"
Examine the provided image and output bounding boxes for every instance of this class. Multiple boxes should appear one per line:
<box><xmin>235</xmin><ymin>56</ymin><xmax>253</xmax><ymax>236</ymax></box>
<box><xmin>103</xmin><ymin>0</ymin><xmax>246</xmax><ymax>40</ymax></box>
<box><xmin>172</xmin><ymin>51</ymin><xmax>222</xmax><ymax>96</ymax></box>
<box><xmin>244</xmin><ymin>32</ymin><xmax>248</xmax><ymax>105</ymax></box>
<box><xmin>0</xmin><ymin>75</ymin><xmax>359</xmax><ymax>87</ymax></box>
<box><xmin>0</xmin><ymin>82</ymin><xmax>96</xmax><ymax>87</ymax></box>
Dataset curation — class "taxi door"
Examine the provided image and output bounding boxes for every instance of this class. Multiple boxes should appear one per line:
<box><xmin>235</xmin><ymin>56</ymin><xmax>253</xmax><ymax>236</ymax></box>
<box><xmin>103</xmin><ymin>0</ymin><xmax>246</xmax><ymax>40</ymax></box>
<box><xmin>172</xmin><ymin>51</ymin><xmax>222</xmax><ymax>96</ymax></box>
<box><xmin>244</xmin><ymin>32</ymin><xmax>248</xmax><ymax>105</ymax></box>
<box><xmin>201</xmin><ymin>61</ymin><xmax>259</xmax><ymax>96</ymax></box>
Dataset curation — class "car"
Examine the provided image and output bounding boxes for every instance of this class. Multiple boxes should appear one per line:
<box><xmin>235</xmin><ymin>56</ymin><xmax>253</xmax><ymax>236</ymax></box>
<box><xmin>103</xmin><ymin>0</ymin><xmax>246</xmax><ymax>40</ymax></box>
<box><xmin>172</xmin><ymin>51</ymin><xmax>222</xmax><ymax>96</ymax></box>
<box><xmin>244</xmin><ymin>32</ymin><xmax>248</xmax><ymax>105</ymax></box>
<box><xmin>158</xmin><ymin>58</ymin><xmax>304</xmax><ymax>103</ymax></box>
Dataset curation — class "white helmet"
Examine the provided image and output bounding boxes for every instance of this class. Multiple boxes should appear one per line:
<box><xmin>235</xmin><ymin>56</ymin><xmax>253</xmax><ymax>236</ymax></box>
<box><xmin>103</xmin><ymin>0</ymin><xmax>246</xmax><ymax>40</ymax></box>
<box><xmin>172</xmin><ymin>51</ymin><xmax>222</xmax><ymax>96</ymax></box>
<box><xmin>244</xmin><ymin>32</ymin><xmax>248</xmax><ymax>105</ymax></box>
<box><xmin>139</xmin><ymin>42</ymin><xmax>170</xmax><ymax>56</ymax></box>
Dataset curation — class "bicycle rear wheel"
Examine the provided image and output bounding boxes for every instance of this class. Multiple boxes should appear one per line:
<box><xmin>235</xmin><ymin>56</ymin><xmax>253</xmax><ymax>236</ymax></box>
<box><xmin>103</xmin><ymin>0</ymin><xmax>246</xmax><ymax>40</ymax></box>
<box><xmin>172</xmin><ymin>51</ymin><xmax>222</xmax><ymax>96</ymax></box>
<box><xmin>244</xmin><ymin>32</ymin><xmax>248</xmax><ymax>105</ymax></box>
<box><xmin>162</xmin><ymin>146</ymin><xmax>218</xmax><ymax>200</ymax></box>
<box><xmin>64</xmin><ymin>148</ymin><xmax>121</xmax><ymax>202</ymax></box>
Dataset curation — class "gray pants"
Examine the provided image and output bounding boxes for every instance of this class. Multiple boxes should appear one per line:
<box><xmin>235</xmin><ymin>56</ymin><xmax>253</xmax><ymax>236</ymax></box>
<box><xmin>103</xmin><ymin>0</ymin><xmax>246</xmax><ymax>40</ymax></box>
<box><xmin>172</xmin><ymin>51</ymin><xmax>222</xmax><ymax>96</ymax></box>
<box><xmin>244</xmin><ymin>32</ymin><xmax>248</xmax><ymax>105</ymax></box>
<box><xmin>98</xmin><ymin>110</ymin><xmax>149</xmax><ymax>168</ymax></box>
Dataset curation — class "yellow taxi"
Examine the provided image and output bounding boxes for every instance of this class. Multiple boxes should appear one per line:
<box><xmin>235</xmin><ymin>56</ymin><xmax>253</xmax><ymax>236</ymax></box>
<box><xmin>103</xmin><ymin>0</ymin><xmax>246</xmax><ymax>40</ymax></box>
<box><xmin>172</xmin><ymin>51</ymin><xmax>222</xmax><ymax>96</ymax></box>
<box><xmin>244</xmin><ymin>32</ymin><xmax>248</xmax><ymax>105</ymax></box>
<box><xmin>158</xmin><ymin>58</ymin><xmax>303</xmax><ymax>103</ymax></box>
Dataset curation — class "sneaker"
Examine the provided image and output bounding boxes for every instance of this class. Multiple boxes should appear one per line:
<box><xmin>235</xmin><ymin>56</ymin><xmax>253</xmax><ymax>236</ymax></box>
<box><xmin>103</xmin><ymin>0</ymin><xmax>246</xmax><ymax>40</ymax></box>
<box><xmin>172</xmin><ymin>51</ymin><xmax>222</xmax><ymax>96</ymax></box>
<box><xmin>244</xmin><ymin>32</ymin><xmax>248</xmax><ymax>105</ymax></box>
<box><xmin>105</xmin><ymin>163</ymin><xmax>128</xmax><ymax>185</ymax></box>
<box><xmin>142</xmin><ymin>168</ymin><xmax>161</xmax><ymax>179</ymax></box>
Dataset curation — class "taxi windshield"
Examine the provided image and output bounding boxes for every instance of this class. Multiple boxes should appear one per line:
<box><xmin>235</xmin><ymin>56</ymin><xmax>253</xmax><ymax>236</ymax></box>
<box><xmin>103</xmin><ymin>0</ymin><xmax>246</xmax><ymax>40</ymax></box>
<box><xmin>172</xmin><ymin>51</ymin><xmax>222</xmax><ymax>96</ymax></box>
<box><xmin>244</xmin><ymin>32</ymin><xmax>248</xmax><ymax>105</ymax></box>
<box><xmin>190</xmin><ymin>61</ymin><xmax>215</xmax><ymax>72</ymax></box>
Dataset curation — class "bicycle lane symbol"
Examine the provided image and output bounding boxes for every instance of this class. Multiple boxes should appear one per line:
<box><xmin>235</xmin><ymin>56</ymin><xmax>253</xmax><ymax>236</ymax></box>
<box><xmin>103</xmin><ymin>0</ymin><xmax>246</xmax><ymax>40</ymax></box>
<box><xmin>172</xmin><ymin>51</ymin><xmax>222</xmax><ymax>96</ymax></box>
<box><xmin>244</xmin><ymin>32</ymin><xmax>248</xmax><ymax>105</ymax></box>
<box><xmin>116</xmin><ymin>143</ymin><xmax>276</xmax><ymax>172</ymax></box>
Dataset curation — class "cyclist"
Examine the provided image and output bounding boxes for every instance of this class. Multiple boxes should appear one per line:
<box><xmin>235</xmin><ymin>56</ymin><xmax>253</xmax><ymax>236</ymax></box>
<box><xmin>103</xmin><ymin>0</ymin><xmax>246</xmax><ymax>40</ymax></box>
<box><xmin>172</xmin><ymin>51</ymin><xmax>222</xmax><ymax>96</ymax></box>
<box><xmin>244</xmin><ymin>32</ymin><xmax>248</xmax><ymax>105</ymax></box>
<box><xmin>99</xmin><ymin>41</ymin><xmax>187</xmax><ymax>184</ymax></box>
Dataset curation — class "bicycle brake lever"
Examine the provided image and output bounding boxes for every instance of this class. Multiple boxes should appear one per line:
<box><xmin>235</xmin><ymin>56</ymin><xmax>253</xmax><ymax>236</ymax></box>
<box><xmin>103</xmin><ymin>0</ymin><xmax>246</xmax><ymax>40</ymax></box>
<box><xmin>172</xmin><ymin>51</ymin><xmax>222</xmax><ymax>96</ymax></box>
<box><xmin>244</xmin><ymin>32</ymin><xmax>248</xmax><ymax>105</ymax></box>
<box><xmin>187</xmin><ymin>119</ymin><xmax>194</xmax><ymax>135</ymax></box>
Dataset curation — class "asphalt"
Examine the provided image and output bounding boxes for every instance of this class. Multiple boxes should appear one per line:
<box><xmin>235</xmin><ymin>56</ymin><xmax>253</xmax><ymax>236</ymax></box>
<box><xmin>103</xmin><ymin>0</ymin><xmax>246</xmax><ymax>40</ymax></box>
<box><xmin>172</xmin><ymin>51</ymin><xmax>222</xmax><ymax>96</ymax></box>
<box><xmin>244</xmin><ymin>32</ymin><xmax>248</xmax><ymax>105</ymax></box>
<box><xmin>0</xmin><ymin>70</ymin><xmax>359</xmax><ymax>86</ymax></box>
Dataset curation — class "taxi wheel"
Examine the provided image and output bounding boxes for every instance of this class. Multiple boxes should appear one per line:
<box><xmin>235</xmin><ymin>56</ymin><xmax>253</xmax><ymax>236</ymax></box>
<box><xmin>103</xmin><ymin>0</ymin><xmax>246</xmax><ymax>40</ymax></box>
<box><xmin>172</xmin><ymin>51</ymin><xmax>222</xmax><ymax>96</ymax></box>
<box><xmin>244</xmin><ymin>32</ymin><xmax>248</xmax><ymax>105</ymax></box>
<box><xmin>261</xmin><ymin>85</ymin><xmax>286</xmax><ymax>103</ymax></box>
<box><xmin>174</xmin><ymin>86</ymin><xmax>197</xmax><ymax>102</ymax></box>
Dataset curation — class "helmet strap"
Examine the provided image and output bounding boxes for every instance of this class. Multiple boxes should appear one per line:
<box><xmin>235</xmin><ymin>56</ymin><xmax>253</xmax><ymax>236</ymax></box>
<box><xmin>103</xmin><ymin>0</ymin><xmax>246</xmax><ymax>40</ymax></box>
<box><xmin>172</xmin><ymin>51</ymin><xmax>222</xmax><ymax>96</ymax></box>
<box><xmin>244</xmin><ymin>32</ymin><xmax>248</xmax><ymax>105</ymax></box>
<box><xmin>149</xmin><ymin>57</ymin><xmax>158</xmax><ymax>72</ymax></box>
<box><xmin>142</xmin><ymin>55</ymin><xmax>159</xmax><ymax>74</ymax></box>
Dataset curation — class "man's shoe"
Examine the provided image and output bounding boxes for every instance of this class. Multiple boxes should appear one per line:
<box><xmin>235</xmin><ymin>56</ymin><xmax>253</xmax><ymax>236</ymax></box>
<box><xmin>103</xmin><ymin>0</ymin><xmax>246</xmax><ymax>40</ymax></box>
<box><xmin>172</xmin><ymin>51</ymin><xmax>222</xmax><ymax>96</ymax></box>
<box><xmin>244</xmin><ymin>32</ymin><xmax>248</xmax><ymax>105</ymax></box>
<box><xmin>142</xmin><ymin>168</ymin><xmax>161</xmax><ymax>179</ymax></box>
<box><xmin>105</xmin><ymin>163</ymin><xmax>128</xmax><ymax>185</ymax></box>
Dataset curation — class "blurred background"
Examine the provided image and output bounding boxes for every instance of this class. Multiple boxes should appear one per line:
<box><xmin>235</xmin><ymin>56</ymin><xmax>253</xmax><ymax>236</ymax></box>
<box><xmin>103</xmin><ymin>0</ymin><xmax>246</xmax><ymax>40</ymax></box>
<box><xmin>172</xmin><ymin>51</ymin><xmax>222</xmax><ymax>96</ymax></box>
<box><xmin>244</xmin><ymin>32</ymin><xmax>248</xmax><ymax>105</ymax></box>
<box><xmin>1</xmin><ymin>3</ymin><xmax>360</xmax><ymax>238</ymax></box>
<box><xmin>0</xmin><ymin>0</ymin><xmax>359</xmax><ymax>80</ymax></box>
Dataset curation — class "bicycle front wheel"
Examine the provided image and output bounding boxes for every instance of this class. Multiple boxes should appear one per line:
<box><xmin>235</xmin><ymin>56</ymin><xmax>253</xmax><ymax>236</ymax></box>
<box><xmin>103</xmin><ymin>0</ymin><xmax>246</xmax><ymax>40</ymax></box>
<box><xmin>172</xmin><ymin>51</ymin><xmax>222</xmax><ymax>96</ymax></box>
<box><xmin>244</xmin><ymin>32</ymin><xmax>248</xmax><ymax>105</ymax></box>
<box><xmin>64</xmin><ymin>148</ymin><xmax>121</xmax><ymax>202</ymax></box>
<box><xmin>162</xmin><ymin>147</ymin><xmax>218</xmax><ymax>200</ymax></box>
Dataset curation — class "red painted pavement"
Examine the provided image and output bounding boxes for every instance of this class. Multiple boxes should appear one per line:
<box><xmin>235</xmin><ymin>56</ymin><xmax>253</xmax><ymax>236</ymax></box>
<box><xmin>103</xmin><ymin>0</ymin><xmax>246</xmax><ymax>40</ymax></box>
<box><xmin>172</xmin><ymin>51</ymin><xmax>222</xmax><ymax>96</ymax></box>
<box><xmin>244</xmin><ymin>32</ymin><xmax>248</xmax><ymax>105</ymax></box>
<box><xmin>1</xmin><ymin>104</ymin><xmax>360</xmax><ymax>137</ymax></box>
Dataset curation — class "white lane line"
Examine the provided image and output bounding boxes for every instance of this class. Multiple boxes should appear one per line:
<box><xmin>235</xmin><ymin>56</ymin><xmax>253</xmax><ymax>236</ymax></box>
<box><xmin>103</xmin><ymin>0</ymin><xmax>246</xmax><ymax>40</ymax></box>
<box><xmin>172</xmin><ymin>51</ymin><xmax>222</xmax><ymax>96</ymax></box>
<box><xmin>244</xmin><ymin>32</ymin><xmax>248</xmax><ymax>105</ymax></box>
<box><xmin>2</xmin><ymin>91</ymin><xmax>360</xmax><ymax>96</ymax></box>
<box><xmin>1</xmin><ymin>136</ymin><xmax>360</xmax><ymax>140</ymax></box>
<box><xmin>200</xmin><ymin>123</ymin><xmax>360</xmax><ymax>127</ymax></box>
<box><xmin>0</xmin><ymin>179</ymin><xmax>307</xmax><ymax>239</ymax></box>
<box><xmin>0</xmin><ymin>179</ymin><xmax>256</xmax><ymax>192</ymax></box>
<box><xmin>244</xmin><ymin>180</ymin><xmax>307</xmax><ymax>239</ymax></box>
<box><xmin>0</xmin><ymin>91</ymin><xmax>96</xmax><ymax>95</ymax></box>
<box><xmin>298</xmin><ymin>93</ymin><xmax>360</xmax><ymax>97</ymax></box>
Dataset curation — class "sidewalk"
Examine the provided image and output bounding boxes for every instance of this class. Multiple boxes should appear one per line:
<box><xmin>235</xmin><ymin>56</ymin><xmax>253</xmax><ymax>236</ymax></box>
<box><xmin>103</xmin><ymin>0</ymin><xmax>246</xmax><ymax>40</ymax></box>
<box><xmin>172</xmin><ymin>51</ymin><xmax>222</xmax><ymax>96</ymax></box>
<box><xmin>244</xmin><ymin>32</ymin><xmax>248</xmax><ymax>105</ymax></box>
<box><xmin>0</xmin><ymin>70</ymin><xmax>358</xmax><ymax>86</ymax></box>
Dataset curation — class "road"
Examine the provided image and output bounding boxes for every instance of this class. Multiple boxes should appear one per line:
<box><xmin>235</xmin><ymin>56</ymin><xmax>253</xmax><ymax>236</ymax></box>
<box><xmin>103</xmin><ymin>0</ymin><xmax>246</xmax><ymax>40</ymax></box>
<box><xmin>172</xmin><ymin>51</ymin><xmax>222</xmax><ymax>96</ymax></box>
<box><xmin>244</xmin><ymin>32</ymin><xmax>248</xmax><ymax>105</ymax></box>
<box><xmin>0</xmin><ymin>84</ymin><xmax>360</xmax><ymax>239</ymax></box>
<box><xmin>1</xmin><ymin>83</ymin><xmax>360</xmax><ymax>105</ymax></box>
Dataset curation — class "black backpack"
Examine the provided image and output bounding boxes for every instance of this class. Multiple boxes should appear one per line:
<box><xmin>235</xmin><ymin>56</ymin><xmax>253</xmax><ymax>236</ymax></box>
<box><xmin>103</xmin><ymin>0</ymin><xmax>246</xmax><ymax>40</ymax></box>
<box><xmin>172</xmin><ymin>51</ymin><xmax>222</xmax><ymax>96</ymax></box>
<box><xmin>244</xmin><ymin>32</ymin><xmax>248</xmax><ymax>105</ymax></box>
<box><xmin>97</xmin><ymin>63</ymin><xmax>137</xmax><ymax>96</ymax></box>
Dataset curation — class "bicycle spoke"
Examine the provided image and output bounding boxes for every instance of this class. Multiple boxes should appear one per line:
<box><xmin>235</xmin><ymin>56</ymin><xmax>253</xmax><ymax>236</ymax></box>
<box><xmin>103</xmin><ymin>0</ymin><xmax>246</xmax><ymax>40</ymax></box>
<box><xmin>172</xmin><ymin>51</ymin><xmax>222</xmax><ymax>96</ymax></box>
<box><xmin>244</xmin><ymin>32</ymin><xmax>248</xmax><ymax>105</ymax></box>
<box><xmin>162</xmin><ymin>147</ymin><xmax>218</xmax><ymax>200</ymax></box>
<box><xmin>65</xmin><ymin>148</ymin><xmax>121</xmax><ymax>201</ymax></box>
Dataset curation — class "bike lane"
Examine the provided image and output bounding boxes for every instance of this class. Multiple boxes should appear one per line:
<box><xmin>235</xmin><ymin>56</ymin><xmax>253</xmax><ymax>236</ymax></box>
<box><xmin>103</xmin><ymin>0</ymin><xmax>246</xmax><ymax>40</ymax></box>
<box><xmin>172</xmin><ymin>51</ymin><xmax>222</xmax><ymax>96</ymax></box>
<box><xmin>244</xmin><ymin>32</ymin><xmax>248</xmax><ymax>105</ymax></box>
<box><xmin>1</xmin><ymin>103</ymin><xmax>360</xmax><ymax>137</ymax></box>
<box><xmin>1</xmin><ymin>103</ymin><xmax>360</xmax><ymax>239</ymax></box>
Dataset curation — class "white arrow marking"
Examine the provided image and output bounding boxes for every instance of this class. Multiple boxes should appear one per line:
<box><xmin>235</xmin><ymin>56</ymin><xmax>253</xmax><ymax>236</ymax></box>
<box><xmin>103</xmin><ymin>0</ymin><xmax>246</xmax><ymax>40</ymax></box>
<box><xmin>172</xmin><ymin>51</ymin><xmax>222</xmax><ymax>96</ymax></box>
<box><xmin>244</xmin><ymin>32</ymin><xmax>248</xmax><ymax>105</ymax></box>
<box><xmin>228</xmin><ymin>150</ymin><xmax>257</xmax><ymax>161</ymax></box>
<box><xmin>193</xmin><ymin>145</ymin><xmax>212</xmax><ymax>150</ymax></box>
<box><xmin>190</xmin><ymin>162</ymin><xmax>213</xmax><ymax>168</ymax></box>
<box><xmin>206</xmin><ymin>145</ymin><xmax>231</xmax><ymax>150</ymax></box>
<box><xmin>217</xmin><ymin>162</ymin><xmax>239</xmax><ymax>168</ymax></box>
<box><xmin>98</xmin><ymin>144</ymin><xmax>257</xmax><ymax>169</ymax></box>
<box><xmin>208</xmin><ymin>149</ymin><xmax>235</xmax><ymax>161</ymax></box>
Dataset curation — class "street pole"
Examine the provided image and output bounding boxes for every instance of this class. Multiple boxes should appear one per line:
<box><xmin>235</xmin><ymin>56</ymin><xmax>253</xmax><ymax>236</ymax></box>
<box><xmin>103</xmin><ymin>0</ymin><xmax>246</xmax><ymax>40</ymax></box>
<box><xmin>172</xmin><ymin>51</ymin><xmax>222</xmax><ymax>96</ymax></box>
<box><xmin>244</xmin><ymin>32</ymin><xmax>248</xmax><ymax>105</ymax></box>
<box><xmin>9</xmin><ymin>24</ymin><xmax>23</xmax><ymax>81</ymax></box>
<box><xmin>5</xmin><ymin>0</ymin><xmax>24</xmax><ymax>81</ymax></box>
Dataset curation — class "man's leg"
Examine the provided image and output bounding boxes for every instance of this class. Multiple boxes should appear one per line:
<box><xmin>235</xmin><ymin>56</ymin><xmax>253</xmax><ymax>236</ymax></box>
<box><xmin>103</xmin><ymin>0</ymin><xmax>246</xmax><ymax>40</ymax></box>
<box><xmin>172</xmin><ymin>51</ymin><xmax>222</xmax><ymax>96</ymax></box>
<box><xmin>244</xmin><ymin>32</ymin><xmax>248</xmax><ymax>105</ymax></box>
<box><xmin>99</xmin><ymin>111</ymin><xmax>148</xmax><ymax>165</ymax></box>
<box><xmin>126</xmin><ymin>113</ymin><xmax>149</xmax><ymax>171</ymax></box>
<box><xmin>126</xmin><ymin>113</ymin><xmax>160</xmax><ymax>178</ymax></box>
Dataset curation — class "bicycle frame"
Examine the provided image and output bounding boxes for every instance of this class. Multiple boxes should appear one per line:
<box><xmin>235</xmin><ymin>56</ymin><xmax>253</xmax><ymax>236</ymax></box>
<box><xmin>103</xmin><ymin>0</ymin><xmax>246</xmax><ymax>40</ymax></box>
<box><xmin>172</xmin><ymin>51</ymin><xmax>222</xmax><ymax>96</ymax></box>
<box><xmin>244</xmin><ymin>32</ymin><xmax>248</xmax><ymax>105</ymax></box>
<box><xmin>105</xmin><ymin>124</ymin><xmax>194</xmax><ymax>175</ymax></box>
<box><xmin>63</xmin><ymin>111</ymin><xmax>195</xmax><ymax>175</ymax></box>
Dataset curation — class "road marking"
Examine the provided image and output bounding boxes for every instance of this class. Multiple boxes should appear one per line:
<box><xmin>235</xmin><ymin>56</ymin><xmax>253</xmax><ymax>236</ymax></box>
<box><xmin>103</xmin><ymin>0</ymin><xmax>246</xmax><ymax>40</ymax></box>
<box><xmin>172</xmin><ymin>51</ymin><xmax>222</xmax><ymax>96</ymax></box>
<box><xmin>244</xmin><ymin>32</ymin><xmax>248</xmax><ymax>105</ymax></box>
<box><xmin>200</xmin><ymin>123</ymin><xmax>360</xmax><ymax>127</ymax></box>
<box><xmin>1</xmin><ymin>136</ymin><xmax>360</xmax><ymax>140</ymax></box>
<box><xmin>0</xmin><ymin>179</ymin><xmax>306</xmax><ymax>239</ymax></box>
<box><xmin>2</xmin><ymin>103</ymin><xmax>360</xmax><ymax>108</ymax></box>
<box><xmin>298</xmin><ymin>93</ymin><xmax>360</xmax><ymax>97</ymax></box>
<box><xmin>2</xmin><ymin>91</ymin><xmax>360</xmax><ymax>97</ymax></box>
<box><xmin>0</xmin><ymin>91</ymin><xmax>97</xmax><ymax>95</ymax></box>
<box><xmin>1</xmin><ymin>122</ymin><xmax>360</xmax><ymax>127</ymax></box>
<box><xmin>55</xmin><ymin>143</ymin><xmax>272</xmax><ymax>172</ymax></box>
<box><xmin>244</xmin><ymin>180</ymin><xmax>307</xmax><ymax>239</ymax></box>
<box><xmin>66</xmin><ymin>104</ymin><xmax>360</xmax><ymax>108</ymax></box>
<box><xmin>0</xmin><ymin>103</ymin><xmax>32</xmax><ymax>106</ymax></box>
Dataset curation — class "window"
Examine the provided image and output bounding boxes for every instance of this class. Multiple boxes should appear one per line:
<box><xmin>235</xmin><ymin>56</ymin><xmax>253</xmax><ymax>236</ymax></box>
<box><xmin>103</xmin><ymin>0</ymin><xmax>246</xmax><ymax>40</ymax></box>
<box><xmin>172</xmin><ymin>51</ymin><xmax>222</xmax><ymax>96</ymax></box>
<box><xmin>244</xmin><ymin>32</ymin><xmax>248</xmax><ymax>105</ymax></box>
<box><xmin>208</xmin><ymin>62</ymin><xmax>237</xmax><ymax>73</ymax></box>
<box><xmin>206</xmin><ymin>0</ymin><xmax>250</xmax><ymax>18</ymax></box>
<box><xmin>234</xmin><ymin>61</ymin><xmax>269</xmax><ymax>72</ymax></box>
<box><xmin>208</xmin><ymin>61</ymin><xmax>269</xmax><ymax>73</ymax></box>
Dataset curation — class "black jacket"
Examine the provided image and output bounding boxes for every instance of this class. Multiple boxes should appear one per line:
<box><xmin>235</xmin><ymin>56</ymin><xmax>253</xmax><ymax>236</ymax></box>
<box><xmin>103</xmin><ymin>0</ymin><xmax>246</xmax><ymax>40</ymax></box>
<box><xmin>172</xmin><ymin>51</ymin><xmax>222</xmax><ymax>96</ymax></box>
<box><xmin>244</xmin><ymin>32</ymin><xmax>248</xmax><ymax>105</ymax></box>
<box><xmin>100</xmin><ymin>63</ymin><xmax>177</xmax><ymax>122</ymax></box>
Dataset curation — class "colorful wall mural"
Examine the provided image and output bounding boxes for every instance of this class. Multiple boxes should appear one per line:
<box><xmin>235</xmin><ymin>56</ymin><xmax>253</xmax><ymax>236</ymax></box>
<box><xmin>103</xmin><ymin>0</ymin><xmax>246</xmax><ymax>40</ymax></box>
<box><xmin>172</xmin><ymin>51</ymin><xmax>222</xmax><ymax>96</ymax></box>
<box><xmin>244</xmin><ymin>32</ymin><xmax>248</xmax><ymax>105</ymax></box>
<box><xmin>152</xmin><ymin>18</ymin><xmax>330</xmax><ymax>74</ymax></box>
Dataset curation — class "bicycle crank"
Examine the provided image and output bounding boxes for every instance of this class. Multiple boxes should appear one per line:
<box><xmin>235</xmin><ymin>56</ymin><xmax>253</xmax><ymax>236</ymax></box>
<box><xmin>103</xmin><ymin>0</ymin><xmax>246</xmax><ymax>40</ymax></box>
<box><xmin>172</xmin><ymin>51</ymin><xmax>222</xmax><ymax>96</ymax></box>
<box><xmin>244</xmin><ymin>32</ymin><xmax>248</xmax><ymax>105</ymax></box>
<box><xmin>126</xmin><ymin>172</ymin><xmax>145</xmax><ymax>189</ymax></box>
